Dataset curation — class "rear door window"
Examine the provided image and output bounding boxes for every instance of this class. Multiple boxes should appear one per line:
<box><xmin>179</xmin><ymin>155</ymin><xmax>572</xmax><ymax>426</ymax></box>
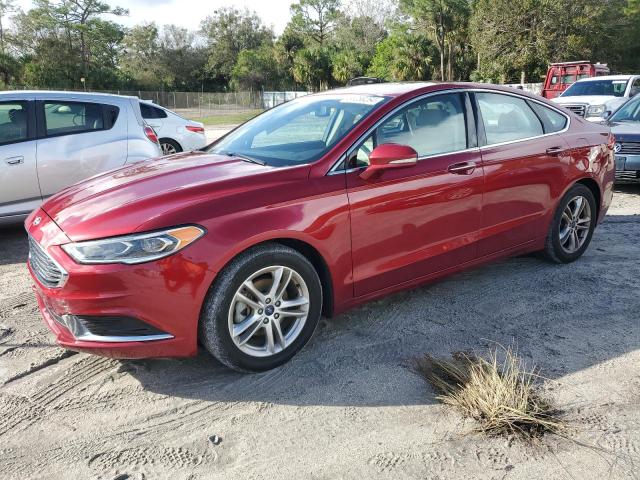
<box><xmin>0</xmin><ymin>102</ymin><xmax>29</xmax><ymax>145</ymax></box>
<box><xmin>43</xmin><ymin>101</ymin><xmax>105</xmax><ymax>136</ymax></box>
<box><xmin>476</xmin><ymin>93</ymin><xmax>543</xmax><ymax>145</ymax></box>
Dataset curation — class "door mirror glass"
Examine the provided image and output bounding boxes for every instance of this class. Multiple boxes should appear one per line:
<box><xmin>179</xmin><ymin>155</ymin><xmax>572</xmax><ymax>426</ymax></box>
<box><xmin>360</xmin><ymin>143</ymin><xmax>418</xmax><ymax>180</ymax></box>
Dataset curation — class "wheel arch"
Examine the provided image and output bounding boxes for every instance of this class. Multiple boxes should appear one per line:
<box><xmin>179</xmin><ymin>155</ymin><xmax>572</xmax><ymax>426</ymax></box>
<box><xmin>272</xmin><ymin>238</ymin><xmax>334</xmax><ymax>318</ymax></box>
<box><xmin>574</xmin><ymin>177</ymin><xmax>602</xmax><ymax>220</ymax></box>
<box><xmin>206</xmin><ymin>236</ymin><xmax>335</xmax><ymax>319</ymax></box>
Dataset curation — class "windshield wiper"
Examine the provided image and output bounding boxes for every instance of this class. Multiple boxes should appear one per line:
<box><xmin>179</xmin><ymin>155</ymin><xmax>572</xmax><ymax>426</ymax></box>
<box><xmin>222</xmin><ymin>151</ymin><xmax>266</xmax><ymax>166</ymax></box>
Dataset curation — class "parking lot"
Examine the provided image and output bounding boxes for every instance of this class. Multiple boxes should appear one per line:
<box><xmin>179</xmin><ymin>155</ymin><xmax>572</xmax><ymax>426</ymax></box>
<box><xmin>1</xmin><ymin>184</ymin><xmax>639</xmax><ymax>479</ymax></box>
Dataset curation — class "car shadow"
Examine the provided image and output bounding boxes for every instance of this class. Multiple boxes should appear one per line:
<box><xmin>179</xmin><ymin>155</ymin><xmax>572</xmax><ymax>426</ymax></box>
<box><xmin>127</xmin><ymin>215</ymin><xmax>640</xmax><ymax>407</ymax></box>
<box><xmin>0</xmin><ymin>227</ymin><xmax>27</xmax><ymax>266</ymax></box>
<box><xmin>613</xmin><ymin>181</ymin><xmax>640</xmax><ymax>194</ymax></box>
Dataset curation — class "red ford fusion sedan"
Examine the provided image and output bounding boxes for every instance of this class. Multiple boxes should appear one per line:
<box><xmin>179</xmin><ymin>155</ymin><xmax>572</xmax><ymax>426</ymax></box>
<box><xmin>26</xmin><ymin>82</ymin><xmax>615</xmax><ymax>372</ymax></box>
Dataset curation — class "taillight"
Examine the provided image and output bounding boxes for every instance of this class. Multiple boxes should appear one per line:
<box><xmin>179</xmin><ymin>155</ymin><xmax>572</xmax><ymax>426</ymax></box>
<box><xmin>186</xmin><ymin>125</ymin><xmax>205</xmax><ymax>134</ymax></box>
<box><xmin>144</xmin><ymin>125</ymin><xmax>159</xmax><ymax>144</ymax></box>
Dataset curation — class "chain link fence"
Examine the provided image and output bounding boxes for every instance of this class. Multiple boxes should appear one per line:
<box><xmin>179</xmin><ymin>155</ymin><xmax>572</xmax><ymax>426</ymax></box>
<box><xmin>3</xmin><ymin>87</ymin><xmax>310</xmax><ymax>119</ymax></box>
<box><xmin>122</xmin><ymin>90</ymin><xmax>310</xmax><ymax>118</ymax></box>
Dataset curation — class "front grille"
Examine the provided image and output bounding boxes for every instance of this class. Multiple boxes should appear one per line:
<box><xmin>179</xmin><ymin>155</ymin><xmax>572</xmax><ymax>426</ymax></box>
<box><xmin>564</xmin><ymin>104</ymin><xmax>586</xmax><ymax>117</ymax></box>
<box><xmin>616</xmin><ymin>170</ymin><xmax>640</xmax><ymax>179</ymax></box>
<box><xmin>618</xmin><ymin>142</ymin><xmax>640</xmax><ymax>155</ymax></box>
<box><xmin>28</xmin><ymin>236</ymin><xmax>67</xmax><ymax>288</ymax></box>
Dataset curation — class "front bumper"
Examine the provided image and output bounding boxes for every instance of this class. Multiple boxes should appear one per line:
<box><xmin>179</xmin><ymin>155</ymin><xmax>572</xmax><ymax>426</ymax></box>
<box><xmin>615</xmin><ymin>154</ymin><xmax>640</xmax><ymax>175</ymax></box>
<box><xmin>26</xmin><ymin>209</ymin><xmax>215</xmax><ymax>359</ymax></box>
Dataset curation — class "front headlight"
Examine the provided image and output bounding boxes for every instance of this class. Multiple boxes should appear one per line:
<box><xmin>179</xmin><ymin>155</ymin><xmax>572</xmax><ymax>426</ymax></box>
<box><xmin>62</xmin><ymin>225</ymin><xmax>205</xmax><ymax>264</ymax></box>
<box><xmin>587</xmin><ymin>105</ymin><xmax>606</xmax><ymax>117</ymax></box>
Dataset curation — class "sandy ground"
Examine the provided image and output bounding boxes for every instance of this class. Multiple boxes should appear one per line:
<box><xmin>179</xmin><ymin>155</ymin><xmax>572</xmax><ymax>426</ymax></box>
<box><xmin>1</xmin><ymin>183</ymin><xmax>639</xmax><ymax>480</ymax></box>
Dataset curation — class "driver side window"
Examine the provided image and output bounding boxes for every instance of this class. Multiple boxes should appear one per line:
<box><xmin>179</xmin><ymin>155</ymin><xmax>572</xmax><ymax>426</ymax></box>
<box><xmin>349</xmin><ymin>93</ymin><xmax>467</xmax><ymax>168</ymax></box>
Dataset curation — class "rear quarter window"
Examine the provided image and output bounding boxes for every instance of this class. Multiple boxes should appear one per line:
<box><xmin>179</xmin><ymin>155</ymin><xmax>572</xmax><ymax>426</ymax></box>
<box><xmin>529</xmin><ymin>102</ymin><xmax>568</xmax><ymax>133</ymax></box>
<box><xmin>140</xmin><ymin>103</ymin><xmax>168</xmax><ymax>119</ymax></box>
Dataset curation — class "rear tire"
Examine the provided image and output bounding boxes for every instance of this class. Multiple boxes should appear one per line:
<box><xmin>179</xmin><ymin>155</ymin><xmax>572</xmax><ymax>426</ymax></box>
<box><xmin>199</xmin><ymin>243</ymin><xmax>322</xmax><ymax>372</ymax></box>
<box><xmin>542</xmin><ymin>183</ymin><xmax>597</xmax><ymax>264</ymax></box>
<box><xmin>160</xmin><ymin>138</ymin><xmax>182</xmax><ymax>155</ymax></box>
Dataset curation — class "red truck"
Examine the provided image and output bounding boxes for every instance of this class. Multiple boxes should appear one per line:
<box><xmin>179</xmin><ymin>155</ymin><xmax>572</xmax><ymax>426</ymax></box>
<box><xmin>542</xmin><ymin>61</ymin><xmax>610</xmax><ymax>99</ymax></box>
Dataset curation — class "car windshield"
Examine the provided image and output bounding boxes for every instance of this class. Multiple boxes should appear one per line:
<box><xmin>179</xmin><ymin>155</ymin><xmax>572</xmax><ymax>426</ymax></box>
<box><xmin>610</xmin><ymin>96</ymin><xmax>640</xmax><ymax>123</ymax></box>
<box><xmin>207</xmin><ymin>93</ymin><xmax>389</xmax><ymax>167</ymax></box>
<box><xmin>561</xmin><ymin>79</ymin><xmax>628</xmax><ymax>97</ymax></box>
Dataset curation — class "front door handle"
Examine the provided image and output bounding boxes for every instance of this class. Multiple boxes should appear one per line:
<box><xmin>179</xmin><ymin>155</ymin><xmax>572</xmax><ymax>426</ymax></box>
<box><xmin>448</xmin><ymin>161</ymin><xmax>476</xmax><ymax>175</ymax></box>
<box><xmin>546</xmin><ymin>146</ymin><xmax>565</xmax><ymax>156</ymax></box>
<box><xmin>4</xmin><ymin>156</ymin><xmax>24</xmax><ymax>165</ymax></box>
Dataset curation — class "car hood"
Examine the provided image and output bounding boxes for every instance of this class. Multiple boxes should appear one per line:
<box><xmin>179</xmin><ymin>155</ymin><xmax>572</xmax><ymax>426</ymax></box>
<box><xmin>553</xmin><ymin>95</ymin><xmax>621</xmax><ymax>107</ymax></box>
<box><xmin>609</xmin><ymin>122</ymin><xmax>640</xmax><ymax>142</ymax></box>
<box><xmin>42</xmin><ymin>151</ymin><xmax>295</xmax><ymax>241</ymax></box>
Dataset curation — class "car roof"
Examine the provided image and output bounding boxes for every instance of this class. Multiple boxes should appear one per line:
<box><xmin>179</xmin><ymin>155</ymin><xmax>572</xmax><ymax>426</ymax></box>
<box><xmin>325</xmin><ymin>82</ymin><xmax>438</xmax><ymax>97</ymax></box>
<box><xmin>314</xmin><ymin>81</ymin><xmax>539</xmax><ymax>99</ymax></box>
<box><xmin>576</xmin><ymin>75</ymin><xmax>636</xmax><ymax>82</ymax></box>
<box><xmin>0</xmin><ymin>90</ymin><xmax>140</xmax><ymax>101</ymax></box>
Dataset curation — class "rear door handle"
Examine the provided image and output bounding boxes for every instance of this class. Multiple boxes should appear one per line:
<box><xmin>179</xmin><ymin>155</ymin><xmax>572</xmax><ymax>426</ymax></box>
<box><xmin>546</xmin><ymin>146</ymin><xmax>565</xmax><ymax>156</ymax></box>
<box><xmin>448</xmin><ymin>161</ymin><xmax>476</xmax><ymax>175</ymax></box>
<box><xmin>4</xmin><ymin>156</ymin><xmax>24</xmax><ymax>165</ymax></box>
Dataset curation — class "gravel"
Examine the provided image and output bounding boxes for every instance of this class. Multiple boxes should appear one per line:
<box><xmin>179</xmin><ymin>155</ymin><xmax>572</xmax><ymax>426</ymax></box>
<box><xmin>0</xmin><ymin>183</ymin><xmax>639</xmax><ymax>479</ymax></box>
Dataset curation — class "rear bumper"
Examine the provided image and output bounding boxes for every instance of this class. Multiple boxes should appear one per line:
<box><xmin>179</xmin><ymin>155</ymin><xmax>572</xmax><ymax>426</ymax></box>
<box><xmin>177</xmin><ymin>132</ymin><xmax>208</xmax><ymax>151</ymax></box>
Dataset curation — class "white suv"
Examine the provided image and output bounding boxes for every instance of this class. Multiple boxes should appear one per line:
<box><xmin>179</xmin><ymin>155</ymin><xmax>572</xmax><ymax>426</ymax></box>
<box><xmin>139</xmin><ymin>102</ymin><xmax>207</xmax><ymax>155</ymax></box>
<box><xmin>0</xmin><ymin>91</ymin><xmax>162</xmax><ymax>224</ymax></box>
<box><xmin>552</xmin><ymin>74</ymin><xmax>640</xmax><ymax>121</ymax></box>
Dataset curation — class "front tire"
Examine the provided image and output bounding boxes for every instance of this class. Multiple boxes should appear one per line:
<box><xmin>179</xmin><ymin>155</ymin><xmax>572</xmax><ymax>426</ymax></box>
<box><xmin>542</xmin><ymin>183</ymin><xmax>597</xmax><ymax>263</ymax></box>
<box><xmin>200</xmin><ymin>244</ymin><xmax>322</xmax><ymax>372</ymax></box>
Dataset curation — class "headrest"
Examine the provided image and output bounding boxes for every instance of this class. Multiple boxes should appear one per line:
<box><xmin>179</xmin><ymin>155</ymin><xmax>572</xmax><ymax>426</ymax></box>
<box><xmin>9</xmin><ymin>109</ymin><xmax>26</xmax><ymax>124</ymax></box>
<box><xmin>416</xmin><ymin>108</ymin><xmax>446</xmax><ymax>127</ymax></box>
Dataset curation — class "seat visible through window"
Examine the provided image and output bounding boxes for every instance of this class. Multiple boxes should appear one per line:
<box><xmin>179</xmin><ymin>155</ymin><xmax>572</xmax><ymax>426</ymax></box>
<box><xmin>352</xmin><ymin>93</ymin><xmax>468</xmax><ymax>167</ymax></box>
<box><xmin>0</xmin><ymin>103</ymin><xmax>28</xmax><ymax>144</ymax></box>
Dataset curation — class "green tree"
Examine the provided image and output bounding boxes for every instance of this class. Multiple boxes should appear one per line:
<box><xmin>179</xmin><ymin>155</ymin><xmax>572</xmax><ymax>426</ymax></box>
<box><xmin>367</xmin><ymin>28</ymin><xmax>435</xmax><ymax>81</ymax></box>
<box><xmin>119</xmin><ymin>23</ymin><xmax>166</xmax><ymax>89</ymax></box>
<box><xmin>331</xmin><ymin>14</ymin><xmax>387</xmax><ymax>83</ymax></box>
<box><xmin>200</xmin><ymin>7</ymin><xmax>273</xmax><ymax>87</ymax></box>
<box><xmin>159</xmin><ymin>25</ymin><xmax>208</xmax><ymax>91</ymax></box>
<box><xmin>289</xmin><ymin>0</ymin><xmax>341</xmax><ymax>47</ymax></box>
<box><xmin>399</xmin><ymin>0</ymin><xmax>470</xmax><ymax>81</ymax></box>
<box><xmin>231</xmin><ymin>45</ymin><xmax>288</xmax><ymax>91</ymax></box>
<box><xmin>12</xmin><ymin>0</ymin><xmax>125</xmax><ymax>89</ymax></box>
<box><xmin>0</xmin><ymin>0</ymin><xmax>16</xmax><ymax>55</ymax></box>
<box><xmin>470</xmin><ymin>0</ymin><xmax>629</xmax><ymax>84</ymax></box>
<box><xmin>292</xmin><ymin>46</ymin><xmax>332</xmax><ymax>90</ymax></box>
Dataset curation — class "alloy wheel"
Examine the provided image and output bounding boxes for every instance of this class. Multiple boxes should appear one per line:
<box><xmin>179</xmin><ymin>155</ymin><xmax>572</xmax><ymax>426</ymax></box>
<box><xmin>161</xmin><ymin>142</ymin><xmax>177</xmax><ymax>155</ymax></box>
<box><xmin>228</xmin><ymin>266</ymin><xmax>310</xmax><ymax>357</ymax></box>
<box><xmin>559</xmin><ymin>195</ymin><xmax>592</xmax><ymax>254</ymax></box>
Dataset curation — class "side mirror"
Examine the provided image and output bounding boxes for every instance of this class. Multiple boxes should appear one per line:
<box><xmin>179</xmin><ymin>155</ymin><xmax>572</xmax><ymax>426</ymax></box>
<box><xmin>602</xmin><ymin>111</ymin><xmax>612</xmax><ymax>120</ymax></box>
<box><xmin>360</xmin><ymin>143</ymin><xmax>418</xmax><ymax>180</ymax></box>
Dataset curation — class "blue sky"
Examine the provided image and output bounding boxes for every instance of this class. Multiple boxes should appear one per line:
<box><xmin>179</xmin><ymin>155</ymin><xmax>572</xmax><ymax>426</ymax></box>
<box><xmin>15</xmin><ymin>0</ymin><xmax>293</xmax><ymax>34</ymax></box>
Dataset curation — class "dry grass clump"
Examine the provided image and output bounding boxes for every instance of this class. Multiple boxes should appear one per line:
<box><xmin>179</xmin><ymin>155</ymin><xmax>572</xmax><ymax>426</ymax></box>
<box><xmin>415</xmin><ymin>347</ymin><xmax>564</xmax><ymax>439</ymax></box>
